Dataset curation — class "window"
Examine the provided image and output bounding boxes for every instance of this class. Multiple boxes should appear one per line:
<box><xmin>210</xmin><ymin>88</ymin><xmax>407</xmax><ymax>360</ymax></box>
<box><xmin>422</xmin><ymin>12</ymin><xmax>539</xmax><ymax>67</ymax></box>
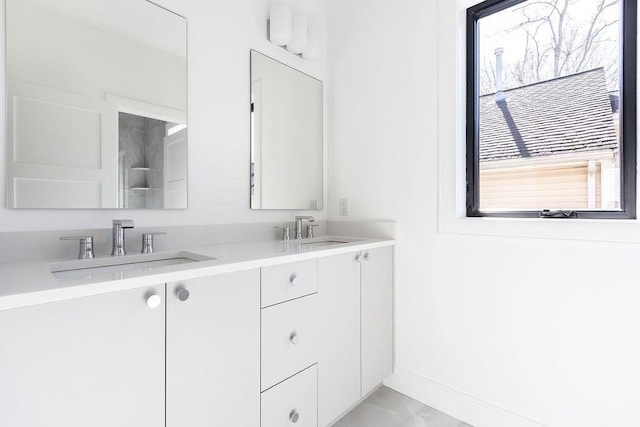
<box><xmin>466</xmin><ymin>0</ymin><xmax>637</xmax><ymax>218</ymax></box>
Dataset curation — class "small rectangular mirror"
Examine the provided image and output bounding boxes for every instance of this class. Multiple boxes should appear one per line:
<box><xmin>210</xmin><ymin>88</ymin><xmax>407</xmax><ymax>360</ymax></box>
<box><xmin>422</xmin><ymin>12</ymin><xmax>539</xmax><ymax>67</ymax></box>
<box><xmin>250</xmin><ymin>50</ymin><xmax>323</xmax><ymax>210</ymax></box>
<box><xmin>5</xmin><ymin>0</ymin><xmax>187</xmax><ymax>209</ymax></box>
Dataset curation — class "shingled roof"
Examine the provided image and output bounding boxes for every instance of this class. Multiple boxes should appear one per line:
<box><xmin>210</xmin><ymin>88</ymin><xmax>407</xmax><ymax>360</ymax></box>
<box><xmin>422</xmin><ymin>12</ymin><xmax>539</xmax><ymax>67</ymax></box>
<box><xmin>479</xmin><ymin>68</ymin><xmax>618</xmax><ymax>163</ymax></box>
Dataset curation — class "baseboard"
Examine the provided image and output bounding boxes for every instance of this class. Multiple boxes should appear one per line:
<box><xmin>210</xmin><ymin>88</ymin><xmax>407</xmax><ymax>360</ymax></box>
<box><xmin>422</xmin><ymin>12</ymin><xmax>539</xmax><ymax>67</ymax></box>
<box><xmin>326</xmin><ymin>383</ymin><xmax>383</xmax><ymax>426</ymax></box>
<box><xmin>384</xmin><ymin>368</ymin><xmax>546</xmax><ymax>427</ymax></box>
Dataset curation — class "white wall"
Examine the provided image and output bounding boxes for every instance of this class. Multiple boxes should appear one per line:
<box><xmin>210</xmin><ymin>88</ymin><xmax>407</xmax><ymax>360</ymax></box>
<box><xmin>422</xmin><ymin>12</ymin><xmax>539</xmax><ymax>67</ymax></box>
<box><xmin>0</xmin><ymin>0</ymin><xmax>327</xmax><ymax>231</ymax></box>
<box><xmin>327</xmin><ymin>0</ymin><xmax>640</xmax><ymax>426</ymax></box>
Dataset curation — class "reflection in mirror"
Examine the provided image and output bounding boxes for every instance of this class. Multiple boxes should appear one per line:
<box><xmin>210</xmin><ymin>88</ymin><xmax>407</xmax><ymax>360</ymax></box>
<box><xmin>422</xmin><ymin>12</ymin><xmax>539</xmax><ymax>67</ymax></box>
<box><xmin>250</xmin><ymin>50</ymin><xmax>323</xmax><ymax>210</ymax></box>
<box><xmin>119</xmin><ymin>113</ymin><xmax>187</xmax><ymax>209</ymax></box>
<box><xmin>5</xmin><ymin>0</ymin><xmax>187</xmax><ymax>209</ymax></box>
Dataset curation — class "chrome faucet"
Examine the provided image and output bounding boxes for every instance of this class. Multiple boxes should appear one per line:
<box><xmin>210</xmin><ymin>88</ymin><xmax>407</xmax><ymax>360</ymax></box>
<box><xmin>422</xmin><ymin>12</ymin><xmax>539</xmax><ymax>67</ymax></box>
<box><xmin>294</xmin><ymin>216</ymin><xmax>315</xmax><ymax>239</ymax></box>
<box><xmin>111</xmin><ymin>219</ymin><xmax>134</xmax><ymax>256</ymax></box>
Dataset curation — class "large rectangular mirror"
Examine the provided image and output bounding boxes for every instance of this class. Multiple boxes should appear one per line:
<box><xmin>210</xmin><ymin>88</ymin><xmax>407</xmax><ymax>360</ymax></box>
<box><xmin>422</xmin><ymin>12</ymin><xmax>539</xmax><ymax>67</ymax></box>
<box><xmin>5</xmin><ymin>0</ymin><xmax>187</xmax><ymax>209</ymax></box>
<box><xmin>250</xmin><ymin>50</ymin><xmax>323</xmax><ymax>210</ymax></box>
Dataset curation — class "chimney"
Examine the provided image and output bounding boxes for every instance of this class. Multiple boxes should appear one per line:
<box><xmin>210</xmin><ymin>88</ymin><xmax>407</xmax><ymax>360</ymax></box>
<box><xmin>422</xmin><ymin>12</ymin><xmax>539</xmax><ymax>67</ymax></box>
<box><xmin>494</xmin><ymin>47</ymin><xmax>505</xmax><ymax>102</ymax></box>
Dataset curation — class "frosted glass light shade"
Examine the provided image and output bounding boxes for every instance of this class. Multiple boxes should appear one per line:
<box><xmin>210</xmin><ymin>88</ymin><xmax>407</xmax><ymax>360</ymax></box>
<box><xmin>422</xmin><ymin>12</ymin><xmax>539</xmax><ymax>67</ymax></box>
<box><xmin>287</xmin><ymin>14</ymin><xmax>307</xmax><ymax>54</ymax></box>
<box><xmin>302</xmin><ymin>24</ymin><xmax>320</xmax><ymax>60</ymax></box>
<box><xmin>269</xmin><ymin>3</ymin><xmax>291</xmax><ymax>46</ymax></box>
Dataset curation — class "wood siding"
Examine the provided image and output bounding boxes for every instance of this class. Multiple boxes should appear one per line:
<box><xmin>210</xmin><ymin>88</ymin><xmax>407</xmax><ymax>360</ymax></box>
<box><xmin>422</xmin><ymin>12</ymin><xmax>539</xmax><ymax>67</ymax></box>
<box><xmin>479</xmin><ymin>163</ymin><xmax>602</xmax><ymax>210</ymax></box>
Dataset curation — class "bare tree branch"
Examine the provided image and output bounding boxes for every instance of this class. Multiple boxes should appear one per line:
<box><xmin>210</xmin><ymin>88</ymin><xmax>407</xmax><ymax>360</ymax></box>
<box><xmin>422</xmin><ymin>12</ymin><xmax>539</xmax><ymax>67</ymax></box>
<box><xmin>479</xmin><ymin>0</ymin><xmax>619</xmax><ymax>92</ymax></box>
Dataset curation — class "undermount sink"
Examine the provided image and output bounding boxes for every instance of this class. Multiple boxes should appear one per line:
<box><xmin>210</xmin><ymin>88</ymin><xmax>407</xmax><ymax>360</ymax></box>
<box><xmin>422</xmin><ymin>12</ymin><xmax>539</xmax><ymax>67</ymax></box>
<box><xmin>50</xmin><ymin>251</ymin><xmax>214</xmax><ymax>281</ymax></box>
<box><xmin>297</xmin><ymin>238</ymin><xmax>359</xmax><ymax>249</ymax></box>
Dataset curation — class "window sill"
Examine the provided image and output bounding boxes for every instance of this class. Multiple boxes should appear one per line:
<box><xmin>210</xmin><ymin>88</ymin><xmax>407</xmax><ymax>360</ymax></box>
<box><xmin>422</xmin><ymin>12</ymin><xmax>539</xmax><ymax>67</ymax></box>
<box><xmin>439</xmin><ymin>215</ymin><xmax>640</xmax><ymax>244</ymax></box>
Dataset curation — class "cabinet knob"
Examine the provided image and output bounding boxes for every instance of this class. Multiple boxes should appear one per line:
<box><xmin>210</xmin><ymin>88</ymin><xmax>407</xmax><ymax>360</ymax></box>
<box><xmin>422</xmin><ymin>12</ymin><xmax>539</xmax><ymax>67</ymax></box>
<box><xmin>289</xmin><ymin>331</ymin><xmax>299</xmax><ymax>345</ymax></box>
<box><xmin>355</xmin><ymin>253</ymin><xmax>362</xmax><ymax>263</ymax></box>
<box><xmin>146</xmin><ymin>294</ymin><xmax>162</xmax><ymax>309</ymax></box>
<box><xmin>289</xmin><ymin>274</ymin><xmax>299</xmax><ymax>286</ymax></box>
<box><xmin>176</xmin><ymin>288</ymin><xmax>190</xmax><ymax>302</ymax></box>
<box><xmin>289</xmin><ymin>409</ymin><xmax>300</xmax><ymax>423</ymax></box>
<box><xmin>364</xmin><ymin>252</ymin><xmax>371</xmax><ymax>262</ymax></box>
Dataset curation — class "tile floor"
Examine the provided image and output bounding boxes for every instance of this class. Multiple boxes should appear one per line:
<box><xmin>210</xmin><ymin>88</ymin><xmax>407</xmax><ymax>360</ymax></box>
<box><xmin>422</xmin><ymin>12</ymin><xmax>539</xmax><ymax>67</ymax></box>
<box><xmin>333</xmin><ymin>386</ymin><xmax>473</xmax><ymax>427</ymax></box>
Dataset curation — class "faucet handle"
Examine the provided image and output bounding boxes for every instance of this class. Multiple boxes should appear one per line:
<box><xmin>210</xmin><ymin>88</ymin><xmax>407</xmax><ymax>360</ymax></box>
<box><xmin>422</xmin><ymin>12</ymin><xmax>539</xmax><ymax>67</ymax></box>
<box><xmin>60</xmin><ymin>236</ymin><xmax>95</xmax><ymax>259</ymax></box>
<box><xmin>306</xmin><ymin>224</ymin><xmax>319</xmax><ymax>239</ymax></box>
<box><xmin>113</xmin><ymin>219</ymin><xmax>135</xmax><ymax>229</ymax></box>
<box><xmin>275</xmin><ymin>226</ymin><xmax>291</xmax><ymax>241</ymax></box>
<box><xmin>141</xmin><ymin>232</ymin><xmax>166</xmax><ymax>254</ymax></box>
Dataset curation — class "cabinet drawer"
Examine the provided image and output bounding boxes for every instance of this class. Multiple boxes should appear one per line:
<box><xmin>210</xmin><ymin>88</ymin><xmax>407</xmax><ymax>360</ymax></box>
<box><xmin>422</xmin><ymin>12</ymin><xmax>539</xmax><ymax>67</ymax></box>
<box><xmin>261</xmin><ymin>259</ymin><xmax>317</xmax><ymax>307</ymax></box>
<box><xmin>261</xmin><ymin>294</ymin><xmax>318</xmax><ymax>391</ymax></box>
<box><xmin>261</xmin><ymin>364</ymin><xmax>317</xmax><ymax>427</ymax></box>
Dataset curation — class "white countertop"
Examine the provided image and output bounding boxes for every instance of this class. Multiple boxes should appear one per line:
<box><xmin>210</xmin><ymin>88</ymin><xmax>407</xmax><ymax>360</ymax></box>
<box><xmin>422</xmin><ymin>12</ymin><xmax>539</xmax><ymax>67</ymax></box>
<box><xmin>0</xmin><ymin>236</ymin><xmax>394</xmax><ymax>311</ymax></box>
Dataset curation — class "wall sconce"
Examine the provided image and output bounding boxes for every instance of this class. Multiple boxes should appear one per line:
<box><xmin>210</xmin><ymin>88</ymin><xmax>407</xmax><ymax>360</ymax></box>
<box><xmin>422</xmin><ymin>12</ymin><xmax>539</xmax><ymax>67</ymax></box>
<box><xmin>287</xmin><ymin>14</ymin><xmax>307</xmax><ymax>54</ymax></box>
<box><xmin>268</xmin><ymin>3</ymin><xmax>320</xmax><ymax>60</ymax></box>
<box><xmin>303</xmin><ymin>24</ymin><xmax>320</xmax><ymax>60</ymax></box>
<box><xmin>268</xmin><ymin>3</ymin><xmax>291</xmax><ymax>46</ymax></box>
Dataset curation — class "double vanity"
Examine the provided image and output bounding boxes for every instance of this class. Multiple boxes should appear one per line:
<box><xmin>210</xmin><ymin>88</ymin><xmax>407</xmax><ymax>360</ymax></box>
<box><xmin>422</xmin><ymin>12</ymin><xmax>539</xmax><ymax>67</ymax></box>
<box><xmin>0</xmin><ymin>0</ymin><xmax>388</xmax><ymax>424</ymax></box>
<box><xmin>0</xmin><ymin>229</ymin><xmax>394</xmax><ymax>427</ymax></box>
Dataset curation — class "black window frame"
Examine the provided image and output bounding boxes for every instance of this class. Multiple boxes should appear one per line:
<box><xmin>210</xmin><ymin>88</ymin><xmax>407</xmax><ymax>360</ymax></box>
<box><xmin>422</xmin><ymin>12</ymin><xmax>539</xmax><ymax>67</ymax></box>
<box><xmin>466</xmin><ymin>0</ymin><xmax>637</xmax><ymax>219</ymax></box>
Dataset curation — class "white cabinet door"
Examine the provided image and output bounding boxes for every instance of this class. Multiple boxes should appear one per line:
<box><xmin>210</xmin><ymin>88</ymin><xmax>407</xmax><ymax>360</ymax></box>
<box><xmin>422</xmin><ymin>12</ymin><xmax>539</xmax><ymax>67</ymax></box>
<box><xmin>166</xmin><ymin>270</ymin><xmax>260</xmax><ymax>427</ymax></box>
<box><xmin>261</xmin><ymin>259</ymin><xmax>318</xmax><ymax>308</ymax></box>
<box><xmin>261</xmin><ymin>294</ymin><xmax>319</xmax><ymax>391</ymax></box>
<box><xmin>7</xmin><ymin>81</ymin><xmax>118</xmax><ymax>208</ymax></box>
<box><xmin>0</xmin><ymin>285</ymin><xmax>165</xmax><ymax>427</ymax></box>
<box><xmin>317</xmin><ymin>253</ymin><xmax>361</xmax><ymax>426</ymax></box>
<box><xmin>261</xmin><ymin>365</ymin><xmax>318</xmax><ymax>427</ymax></box>
<box><xmin>361</xmin><ymin>246</ymin><xmax>394</xmax><ymax>395</ymax></box>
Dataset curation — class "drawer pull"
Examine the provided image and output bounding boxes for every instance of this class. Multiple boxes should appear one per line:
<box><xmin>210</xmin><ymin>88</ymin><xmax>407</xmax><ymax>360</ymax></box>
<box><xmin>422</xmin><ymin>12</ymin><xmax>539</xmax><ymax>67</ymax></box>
<box><xmin>289</xmin><ymin>331</ymin><xmax>299</xmax><ymax>345</ymax></box>
<box><xmin>289</xmin><ymin>409</ymin><xmax>300</xmax><ymax>423</ymax></box>
<box><xmin>289</xmin><ymin>274</ymin><xmax>299</xmax><ymax>286</ymax></box>
<box><xmin>146</xmin><ymin>294</ymin><xmax>162</xmax><ymax>309</ymax></box>
<box><xmin>176</xmin><ymin>288</ymin><xmax>190</xmax><ymax>302</ymax></box>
